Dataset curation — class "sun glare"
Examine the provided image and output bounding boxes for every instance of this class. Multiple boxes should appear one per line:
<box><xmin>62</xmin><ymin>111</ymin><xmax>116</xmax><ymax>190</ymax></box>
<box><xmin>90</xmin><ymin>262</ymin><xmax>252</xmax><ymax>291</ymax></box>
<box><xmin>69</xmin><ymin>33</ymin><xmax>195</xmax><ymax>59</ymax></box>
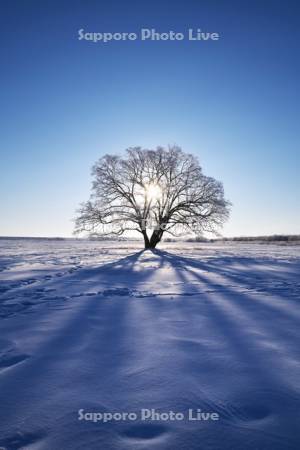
<box><xmin>145</xmin><ymin>183</ymin><xmax>162</xmax><ymax>201</ymax></box>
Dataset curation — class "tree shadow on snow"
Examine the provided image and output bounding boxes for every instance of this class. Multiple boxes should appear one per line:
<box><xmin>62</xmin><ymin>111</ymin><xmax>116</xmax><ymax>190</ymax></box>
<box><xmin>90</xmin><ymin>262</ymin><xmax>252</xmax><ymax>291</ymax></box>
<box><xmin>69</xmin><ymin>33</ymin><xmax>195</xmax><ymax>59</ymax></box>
<box><xmin>1</xmin><ymin>248</ymin><xmax>300</xmax><ymax>448</ymax></box>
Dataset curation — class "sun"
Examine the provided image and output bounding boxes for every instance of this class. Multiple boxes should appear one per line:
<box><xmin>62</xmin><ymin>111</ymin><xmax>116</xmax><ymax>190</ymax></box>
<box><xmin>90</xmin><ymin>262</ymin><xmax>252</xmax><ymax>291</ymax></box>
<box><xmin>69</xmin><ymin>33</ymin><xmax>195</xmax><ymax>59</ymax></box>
<box><xmin>145</xmin><ymin>183</ymin><xmax>162</xmax><ymax>201</ymax></box>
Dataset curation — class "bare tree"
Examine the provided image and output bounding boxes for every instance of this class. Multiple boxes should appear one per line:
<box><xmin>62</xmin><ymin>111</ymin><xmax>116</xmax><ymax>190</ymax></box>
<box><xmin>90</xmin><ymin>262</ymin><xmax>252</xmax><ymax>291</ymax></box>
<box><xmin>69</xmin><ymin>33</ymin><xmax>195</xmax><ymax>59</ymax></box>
<box><xmin>74</xmin><ymin>146</ymin><xmax>230</xmax><ymax>248</ymax></box>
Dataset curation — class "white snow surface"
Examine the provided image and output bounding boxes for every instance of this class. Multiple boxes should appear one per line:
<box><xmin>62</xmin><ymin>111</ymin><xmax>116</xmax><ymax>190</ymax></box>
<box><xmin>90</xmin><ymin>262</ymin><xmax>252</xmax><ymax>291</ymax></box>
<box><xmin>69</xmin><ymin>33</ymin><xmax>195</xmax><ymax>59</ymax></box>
<box><xmin>0</xmin><ymin>239</ymin><xmax>300</xmax><ymax>449</ymax></box>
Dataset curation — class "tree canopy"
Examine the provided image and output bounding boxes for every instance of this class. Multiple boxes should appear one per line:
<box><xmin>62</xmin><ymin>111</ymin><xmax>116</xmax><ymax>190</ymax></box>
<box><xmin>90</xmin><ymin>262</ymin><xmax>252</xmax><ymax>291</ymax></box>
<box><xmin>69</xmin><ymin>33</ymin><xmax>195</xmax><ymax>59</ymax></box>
<box><xmin>74</xmin><ymin>146</ymin><xmax>230</xmax><ymax>248</ymax></box>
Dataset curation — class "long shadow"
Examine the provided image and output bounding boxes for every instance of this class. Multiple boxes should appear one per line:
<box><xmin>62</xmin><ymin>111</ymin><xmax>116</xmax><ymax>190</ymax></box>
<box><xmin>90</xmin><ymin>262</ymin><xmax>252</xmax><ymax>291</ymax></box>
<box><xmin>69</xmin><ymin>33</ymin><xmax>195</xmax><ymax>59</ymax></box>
<box><xmin>152</xmin><ymin>249</ymin><xmax>300</xmax><ymax>343</ymax></box>
<box><xmin>165</xmin><ymin>249</ymin><xmax>300</xmax><ymax>365</ymax></box>
<box><xmin>152</xmin><ymin>249</ymin><xmax>300</xmax><ymax>317</ymax></box>
<box><xmin>147</xmin><ymin>250</ymin><xmax>300</xmax><ymax>446</ymax></box>
<box><xmin>1</xmin><ymin>248</ymin><xmax>300</xmax><ymax>449</ymax></box>
<box><xmin>0</xmin><ymin>250</ymin><xmax>158</xmax><ymax>422</ymax></box>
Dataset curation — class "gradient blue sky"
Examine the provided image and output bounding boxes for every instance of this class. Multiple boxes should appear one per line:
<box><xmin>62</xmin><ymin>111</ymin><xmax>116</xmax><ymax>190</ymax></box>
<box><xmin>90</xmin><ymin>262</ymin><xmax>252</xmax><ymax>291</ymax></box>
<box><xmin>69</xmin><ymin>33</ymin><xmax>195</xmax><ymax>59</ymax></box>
<box><xmin>1</xmin><ymin>0</ymin><xmax>299</xmax><ymax>237</ymax></box>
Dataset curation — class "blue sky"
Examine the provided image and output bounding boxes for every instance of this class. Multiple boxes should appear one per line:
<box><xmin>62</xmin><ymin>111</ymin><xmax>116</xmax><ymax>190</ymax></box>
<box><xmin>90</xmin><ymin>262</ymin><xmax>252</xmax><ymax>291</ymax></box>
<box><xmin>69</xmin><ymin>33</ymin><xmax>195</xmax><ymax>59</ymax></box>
<box><xmin>1</xmin><ymin>0</ymin><xmax>299</xmax><ymax>237</ymax></box>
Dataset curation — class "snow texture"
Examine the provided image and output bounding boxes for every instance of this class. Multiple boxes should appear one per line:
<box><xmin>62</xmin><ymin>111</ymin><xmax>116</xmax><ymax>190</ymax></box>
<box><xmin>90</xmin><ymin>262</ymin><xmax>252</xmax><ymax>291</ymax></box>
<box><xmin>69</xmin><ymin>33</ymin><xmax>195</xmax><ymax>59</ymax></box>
<box><xmin>0</xmin><ymin>239</ymin><xmax>300</xmax><ymax>449</ymax></box>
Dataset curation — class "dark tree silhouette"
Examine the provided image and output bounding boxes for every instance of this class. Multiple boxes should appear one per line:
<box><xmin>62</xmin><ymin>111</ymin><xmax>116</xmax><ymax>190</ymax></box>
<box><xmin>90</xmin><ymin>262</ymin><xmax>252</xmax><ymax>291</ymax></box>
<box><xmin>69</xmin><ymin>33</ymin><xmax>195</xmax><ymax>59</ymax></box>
<box><xmin>74</xmin><ymin>146</ymin><xmax>230</xmax><ymax>248</ymax></box>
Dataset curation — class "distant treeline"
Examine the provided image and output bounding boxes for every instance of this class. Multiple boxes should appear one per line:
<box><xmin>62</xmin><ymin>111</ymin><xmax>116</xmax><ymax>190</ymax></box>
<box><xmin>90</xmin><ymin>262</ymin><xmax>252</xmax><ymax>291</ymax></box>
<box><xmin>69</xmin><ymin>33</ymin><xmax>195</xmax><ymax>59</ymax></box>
<box><xmin>0</xmin><ymin>236</ymin><xmax>67</xmax><ymax>241</ymax></box>
<box><xmin>1</xmin><ymin>235</ymin><xmax>299</xmax><ymax>244</ymax></box>
<box><xmin>185</xmin><ymin>235</ymin><xmax>300</xmax><ymax>243</ymax></box>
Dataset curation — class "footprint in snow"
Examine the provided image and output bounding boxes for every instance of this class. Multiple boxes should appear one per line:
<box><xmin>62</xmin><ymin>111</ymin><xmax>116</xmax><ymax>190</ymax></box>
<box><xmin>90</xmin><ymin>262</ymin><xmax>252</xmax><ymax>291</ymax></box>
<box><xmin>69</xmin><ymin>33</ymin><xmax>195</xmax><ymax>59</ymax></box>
<box><xmin>122</xmin><ymin>423</ymin><xmax>168</xmax><ymax>441</ymax></box>
<box><xmin>240</xmin><ymin>403</ymin><xmax>271</xmax><ymax>421</ymax></box>
<box><xmin>102</xmin><ymin>288</ymin><xmax>132</xmax><ymax>297</ymax></box>
<box><xmin>0</xmin><ymin>341</ymin><xmax>29</xmax><ymax>373</ymax></box>
<box><xmin>0</xmin><ymin>430</ymin><xmax>44</xmax><ymax>450</ymax></box>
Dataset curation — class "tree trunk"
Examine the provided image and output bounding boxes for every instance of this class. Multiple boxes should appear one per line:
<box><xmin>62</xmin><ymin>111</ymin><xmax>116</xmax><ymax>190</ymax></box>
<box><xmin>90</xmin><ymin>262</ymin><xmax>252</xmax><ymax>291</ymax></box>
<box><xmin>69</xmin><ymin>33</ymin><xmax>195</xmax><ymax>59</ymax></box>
<box><xmin>148</xmin><ymin>229</ymin><xmax>164</xmax><ymax>248</ymax></box>
<box><xmin>142</xmin><ymin>229</ymin><xmax>164</xmax><ymax>249</ymax></box>
<box><xmin>142</xmin><ymin>231</ymin><xmax>150</xmax><ymax>249</ymax></box>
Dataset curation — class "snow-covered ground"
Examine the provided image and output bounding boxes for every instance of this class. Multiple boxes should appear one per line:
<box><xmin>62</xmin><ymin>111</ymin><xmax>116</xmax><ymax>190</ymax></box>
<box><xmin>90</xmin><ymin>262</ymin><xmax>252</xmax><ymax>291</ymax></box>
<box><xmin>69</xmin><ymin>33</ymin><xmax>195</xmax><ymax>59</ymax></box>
<box><xmin>0</xmin><ymin>239</ymin><xmax>300</xmax><ymax>449</ymax></box>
